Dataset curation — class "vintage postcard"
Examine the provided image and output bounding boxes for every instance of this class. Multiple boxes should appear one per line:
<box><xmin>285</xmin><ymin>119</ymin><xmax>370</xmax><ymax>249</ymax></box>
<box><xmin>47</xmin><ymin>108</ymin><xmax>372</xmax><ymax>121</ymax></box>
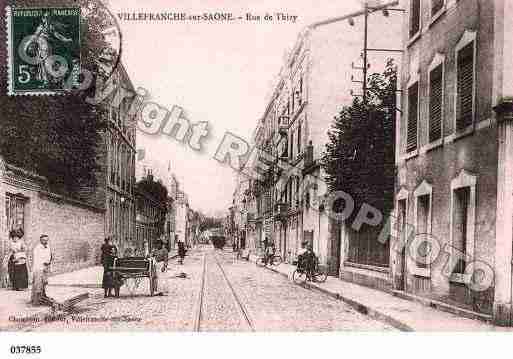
<box><xmin>1</xmin><ymin>0</ymin><xmax>513</xmax><ymax>355</ymax></box>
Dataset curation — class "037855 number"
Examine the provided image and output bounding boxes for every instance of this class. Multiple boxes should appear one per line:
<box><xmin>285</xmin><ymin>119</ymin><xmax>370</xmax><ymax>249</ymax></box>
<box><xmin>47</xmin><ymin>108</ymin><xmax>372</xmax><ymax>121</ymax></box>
<box><xmin>10</xmin><ymin>346</ymin><xmax>41</xmax><ymax>354</ymax></box>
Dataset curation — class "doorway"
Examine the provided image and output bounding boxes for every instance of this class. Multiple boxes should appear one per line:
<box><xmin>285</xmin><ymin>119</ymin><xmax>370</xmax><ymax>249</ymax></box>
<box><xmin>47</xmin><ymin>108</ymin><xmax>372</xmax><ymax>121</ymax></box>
<box><xmin>328</xmin><ymin>221</ymin><xmax>341</xmax><ymax>276</ymax></box>
<box><xmin>397</xmin><ymin>199</ymin><xmax>407</xmax><ymax>291</ymax></box>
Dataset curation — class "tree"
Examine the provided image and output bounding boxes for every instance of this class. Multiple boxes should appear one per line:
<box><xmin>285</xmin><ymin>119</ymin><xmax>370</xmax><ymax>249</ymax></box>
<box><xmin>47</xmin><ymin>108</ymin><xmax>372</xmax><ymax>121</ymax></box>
<box><xmin>136</xmin><ymin>177</ymin><xmax>168</xmax><ymax>207</ymax></box>
<box><xmin>322</xmin><ymin>59</ymin><xmax>397</xmax><ymax>220</ymax></box>
<box><xmin>0</xmin><ymin>0</ymin><xmax>117</xmax><ymax>195</ymax></box>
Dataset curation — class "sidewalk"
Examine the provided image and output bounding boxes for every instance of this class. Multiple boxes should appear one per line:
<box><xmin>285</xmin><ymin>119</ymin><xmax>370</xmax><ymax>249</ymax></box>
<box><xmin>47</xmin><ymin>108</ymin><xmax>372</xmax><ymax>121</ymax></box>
<box><xmin>1</xmin><ymin>250</ymin><xmax>179</xmax><ymax>331</ymax></box>
<box><xmin>248</xmin><ymin>255</ymin><xmax>507</xmax><ymax>331</ymax></box>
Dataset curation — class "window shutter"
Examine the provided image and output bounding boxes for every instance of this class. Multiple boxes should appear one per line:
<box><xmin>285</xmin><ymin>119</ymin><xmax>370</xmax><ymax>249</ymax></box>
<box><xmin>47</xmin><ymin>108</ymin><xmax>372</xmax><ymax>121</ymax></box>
<box><xmin>457</xmin><ymin>43</ymin><xmax>474</xmax><ymax>130</ymax></box>
<box><xmin>297</xmin><ymin>123</ymin><xmax>301</xmax><ymax>154</ymax></box>
<box><xmin>410</xmin><ymin>0</ymin><xmax>421</xmax><ymax>37</ymax></box>
<box><xmin>407</xmin><ymin>83</ymin><xmax>419</xmax><ymax>153</ymax></box>
<box><xmin>432</xmin><ymin>0</ymin><xmax>444</xmax><ymax>16</ymax></box>
<box><xmin>429</xmin><ymin>65</ymin><xmax>443</xmax><ymax>142</ymax></box>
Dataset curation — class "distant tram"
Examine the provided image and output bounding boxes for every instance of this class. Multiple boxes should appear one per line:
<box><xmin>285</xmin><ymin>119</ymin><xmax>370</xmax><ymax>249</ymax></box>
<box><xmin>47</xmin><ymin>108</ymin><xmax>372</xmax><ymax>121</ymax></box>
<box><xmin>209</xmin><ymin>228</ymin><xmax>226</xmax><ymax>249</ymax></box>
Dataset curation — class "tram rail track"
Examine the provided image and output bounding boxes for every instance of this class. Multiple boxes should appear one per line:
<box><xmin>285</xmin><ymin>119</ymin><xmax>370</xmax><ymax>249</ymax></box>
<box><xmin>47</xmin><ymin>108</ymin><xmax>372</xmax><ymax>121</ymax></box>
<box><xmin>192</xmin><ymin>253</ymin><xmax>207</xmax><ymax>331</ymax></box>
<box><xmin>193</xmin><ymin>249</ymin><xmax>254</xmax><ymax>332</ymax></box>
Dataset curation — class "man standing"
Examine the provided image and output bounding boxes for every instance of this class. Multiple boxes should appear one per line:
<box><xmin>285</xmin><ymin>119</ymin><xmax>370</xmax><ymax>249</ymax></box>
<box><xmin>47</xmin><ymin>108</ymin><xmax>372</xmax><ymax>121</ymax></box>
<box><xmin>31</xmin><ymin>234</ymin><xmax>52</xmax><ymax>306</ymax></box>
<box><xmin>152</xmin><ymin>240</ymin><xmax>169</xmax><ymax>296</ymax></box>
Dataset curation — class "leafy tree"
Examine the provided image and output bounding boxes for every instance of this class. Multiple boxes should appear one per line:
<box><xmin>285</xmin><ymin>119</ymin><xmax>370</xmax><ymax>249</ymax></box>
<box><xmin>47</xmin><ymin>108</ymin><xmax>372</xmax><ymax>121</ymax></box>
<box><xmin>322</xmin><ymin>59</ymin><xmax>397</xmax><ymax>221</ymax></box>
<box><xmin>136</xmin><ymin>177</ymin><xmax>168</xmax><ymax>207</ymax></box>
<box><xmin>0</xmin><ymin>0</ymin><xmax>116</xmax><ymax>195</ymax></box>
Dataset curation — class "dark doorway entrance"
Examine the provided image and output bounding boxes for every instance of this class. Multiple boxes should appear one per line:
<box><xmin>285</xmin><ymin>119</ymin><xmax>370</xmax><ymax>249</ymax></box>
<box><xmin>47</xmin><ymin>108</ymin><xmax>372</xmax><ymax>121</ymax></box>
<box><xmin>328</xmin><ymin>221</ymin><xmax>341</xmax><ymax>276</ymax></box>
<box><xmin>396</xmin><ymin>199</ymin><xmax>407</xmax><ymax>291</ymax></box>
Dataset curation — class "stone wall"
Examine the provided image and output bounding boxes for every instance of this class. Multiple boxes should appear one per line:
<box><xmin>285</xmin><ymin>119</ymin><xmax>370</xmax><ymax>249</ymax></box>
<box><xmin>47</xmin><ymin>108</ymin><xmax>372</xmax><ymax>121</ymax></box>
<box><xmin>0</xmin><ymin>157</ymin><xmax>105</xmax><ymax>287</ymax></box>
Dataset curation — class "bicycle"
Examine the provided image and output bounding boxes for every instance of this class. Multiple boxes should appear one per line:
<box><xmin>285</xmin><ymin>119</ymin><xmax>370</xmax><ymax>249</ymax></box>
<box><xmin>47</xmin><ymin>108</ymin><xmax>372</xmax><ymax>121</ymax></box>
<box><xmin>256</xmin><ymin>252</ymin><xmax>282</xmax><ymax>267</ymax></box>
<box><xmin>292</xmin><ymin>256</ymin><xmax>328</xmax><ymax>284</ymax></box>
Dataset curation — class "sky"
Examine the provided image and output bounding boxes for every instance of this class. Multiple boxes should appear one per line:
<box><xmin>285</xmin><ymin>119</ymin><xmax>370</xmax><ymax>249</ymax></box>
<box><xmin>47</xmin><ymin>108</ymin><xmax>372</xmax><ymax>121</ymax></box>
<box><xmin>108</xmin><ymin>0</ymin><xmax>395</xmax><ymax>216</ymax></box>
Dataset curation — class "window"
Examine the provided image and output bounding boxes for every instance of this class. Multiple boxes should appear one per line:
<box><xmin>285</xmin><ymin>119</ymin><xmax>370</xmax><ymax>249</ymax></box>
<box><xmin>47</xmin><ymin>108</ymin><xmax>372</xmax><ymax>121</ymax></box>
<box><xmin>291</xmin><ymin>89</ymin><xmax>295</xmax><ymax>113</ymax></box>
<box><xmin>407</xmin><ymin>82</ymin><xmax>419</xmax><ymax>153</ymax></box>
<box><xmin>299</xmin><ymin>77</ymin><xmax>303</xmax><ymax>106</ymax></box>
<box><xmin>416</xmin><ymin>195</ymin><xmax>431</xmax><ymax>269</ymax></box>
<box><xmin>290</xmin><ymin>132</ymin><xmax>294</xmax><ymax>159</ymax></box>
<box><xmin>456</xmin><ymin>41</ymin><xmax>475</xmax><ymax>130</ymax></box>
<box><xmin>6</xmin><ymin>194</ymin><xmax>26</xmax><ymax>234</ymax></box>
<box><xmin>297</xmin><ymin>123</ymin><xmax>302</xmax><ymax>155</ymax></box>
<box><xmin>452</xmin><ymin>187</ymin><xmax>469</xmax><ymax>274</ymax></box>
<box><xmin>429</xmin><ymin>64</ymin><xmax>444</xmax><ymax>142</ymax></box>
<box><xmin>431</xmin><ymin>0</ymin><xmax>444</xmax><ymax>16</ymax></box>
<box><xmin>288</xmin><ymin>181</ymin><xmax>293</xmax><ymax>206</ymax></box>
<box><xmin>449</xmin><ymin>170</ymin><xmax>476</xmax><ymax>282</ymax></box>
<box><xmin>412</xmin><ymin>181</ymin><xmax>432</xmax><ymax>276</ymax></box>
<box><xmin>409</xmin><ymin>0</ymin><xmax>421</xmax><ymax>38</ymax></box>
<box><xmin>295</xmin><ymin>179</ymin><xmax>300</xmax><ymax>208</ymax></box>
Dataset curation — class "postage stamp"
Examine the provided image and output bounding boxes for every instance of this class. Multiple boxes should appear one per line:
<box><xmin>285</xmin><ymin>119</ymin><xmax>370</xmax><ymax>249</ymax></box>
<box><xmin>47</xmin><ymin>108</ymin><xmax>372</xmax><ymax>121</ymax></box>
<box><xmin>6</xmin><ymin>6</ymin><xmax>81</xmax><ymax>95</ymax></box>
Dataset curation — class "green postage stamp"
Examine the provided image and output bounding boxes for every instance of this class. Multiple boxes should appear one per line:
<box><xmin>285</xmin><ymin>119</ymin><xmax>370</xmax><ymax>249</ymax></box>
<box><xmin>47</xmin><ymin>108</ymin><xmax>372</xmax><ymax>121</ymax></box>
<box><xmin>6</xmin><ymin>6</ymin><xmax>81</xmax><ymax>95</ymax></box>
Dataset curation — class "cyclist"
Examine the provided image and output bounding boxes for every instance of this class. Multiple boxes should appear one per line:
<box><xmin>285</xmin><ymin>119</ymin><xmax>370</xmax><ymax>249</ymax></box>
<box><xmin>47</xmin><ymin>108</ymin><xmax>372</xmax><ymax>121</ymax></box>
<box><xmin>303</xmin><ymin>245</ymin><xmax>317</xmax><ymax>280</ymax></box>
<box><xmin>265</xmin><ymin>241</ymin><xmax>276</xmax><ymax>265</ymax></box>
<box><xmin>296</xmin><ymin>241</ymin><xmax>308</xmax><ymax>272</ymax></box>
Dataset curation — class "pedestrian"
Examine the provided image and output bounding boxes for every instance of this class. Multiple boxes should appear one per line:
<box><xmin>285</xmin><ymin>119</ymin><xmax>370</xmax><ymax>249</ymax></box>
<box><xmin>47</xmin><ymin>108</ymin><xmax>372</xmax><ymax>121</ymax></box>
<box><xmin>31</xmin><ymin>234</ymin><xmax>53</xmax><ymax>306</ymax></box>
<box><xmin>177</xmin><ymin>240</ymin><xmax>186</xmax><ymax>265</ymax></box>
<box><xmin>5</xmin><ymin>229</ymin><xmax>29</xmax><ymax>291</ymax></box>
<box><xmin>151</xmin><ymin>240</ymin><xmax>169</xmax><ymax>296</ymax></box>
<box><xmin>297</xmin><ymin>241</ymin><xmax>308</xmax><ymax>272</ymax></box>
<box><xmin>2</xmin><ymin>231</ymin><xmax>16</xmax><ymax>289</ymax></box>
<box><xmin>10</xmin><ymin>229</ymin><xmax>29</xmax><ymax>290</ymax></box>
<box><xmin>101</xmin><ymin>237</ymin><xmax>120</xmax><ymax>298</ymax></box>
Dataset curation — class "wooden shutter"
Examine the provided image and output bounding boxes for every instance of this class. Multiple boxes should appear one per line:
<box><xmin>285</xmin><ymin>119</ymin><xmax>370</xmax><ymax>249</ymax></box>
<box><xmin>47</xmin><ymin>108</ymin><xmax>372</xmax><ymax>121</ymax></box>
<box><xmin>407</xmin><ymin>83</ymin><xmax>419</xmax><ymax>153</ymax></box>
<box><xmin>432</xmin><ymin>0</ymin><xmax>444</xmax><ymax>16</ymax></box>
<box><xmin>297</xmin><ymin>123</ymin><xmax>301</xmax><ymax>154</ymax></box>
<box><xmin>457</xmin><ymin>43</ymin><xmax>474</xmax><ymax>130</ymax></box>
<box><xmin>429</xmin><ymin>65</ymin><xmax>443</xmax><ymax>142</ymax></box>
<box><xmin>410</xmin><ymin>0</ymin><xmax>421</xmax><ymax>37</ymax></box>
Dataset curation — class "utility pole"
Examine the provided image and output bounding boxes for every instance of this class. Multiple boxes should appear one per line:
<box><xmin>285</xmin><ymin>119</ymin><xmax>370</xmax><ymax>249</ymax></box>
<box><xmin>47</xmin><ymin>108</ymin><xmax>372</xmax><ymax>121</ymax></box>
<box><xmin>350</xmin><ymin>2</ymin><xmax>404</xmax><ymax>107</ymax></box>
<box><xmin>363</xmin><ymin>3</ymin><xmax>369</xmax><ymax>107</ymax></box>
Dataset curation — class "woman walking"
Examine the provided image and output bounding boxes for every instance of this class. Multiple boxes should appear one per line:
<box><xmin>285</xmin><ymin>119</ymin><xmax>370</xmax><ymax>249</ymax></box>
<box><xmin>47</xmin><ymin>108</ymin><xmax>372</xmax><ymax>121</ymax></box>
<box><xmin>177</xmin><ymin>240</ymin><xmax>186</xmax><ymax>265</ymax></box>
<box><xmin>8</xmin><ymin>229</ymin><xmax>29</xmax><ymax>291</ymax></box>
<box><xmin>101</xmin><ymin>237</ymin><xmax>119</xmax><ymax>298</ymax></box>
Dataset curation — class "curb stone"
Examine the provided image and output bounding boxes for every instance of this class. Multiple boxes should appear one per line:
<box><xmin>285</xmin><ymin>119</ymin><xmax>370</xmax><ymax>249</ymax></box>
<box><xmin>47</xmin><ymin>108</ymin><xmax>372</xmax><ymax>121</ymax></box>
<box><xmin>254</xmin><ymin>260</ymin><xmax>413</xmax><ymax>331</ymax></box>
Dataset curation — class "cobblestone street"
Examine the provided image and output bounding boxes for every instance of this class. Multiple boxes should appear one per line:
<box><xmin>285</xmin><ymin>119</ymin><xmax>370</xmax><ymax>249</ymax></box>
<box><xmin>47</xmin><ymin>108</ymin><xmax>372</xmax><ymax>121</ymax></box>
<box><xmin>22</xmin><ymin>246</ymin><xmax>395</xmax><ymax>332</ymax></box>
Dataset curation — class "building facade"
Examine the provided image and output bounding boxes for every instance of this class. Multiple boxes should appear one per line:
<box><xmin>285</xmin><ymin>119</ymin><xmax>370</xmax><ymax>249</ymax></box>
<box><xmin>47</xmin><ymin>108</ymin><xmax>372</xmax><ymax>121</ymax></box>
<box><xmin>175</xmin><ymin>190</ymin><xmax>190</xmax><ymax>246</ymax></box>
<box><xmin>393</xmin><ymin>0</ymin><xmax>513</xmax><ymax>324</ymax></box>
<box><xmin>135</xmin><ymin>172</ymin><xmax>167</xmax><ymax>254</ymax></box>
<box><xmin>103</xmin><ymin>66</ymin><xmax>137</xmax><ymax>253</ymax></box>
<box><xmin>241</xmin><ymin>11</ymin><xmax>401</xmax><ymax>272</ymax></box>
